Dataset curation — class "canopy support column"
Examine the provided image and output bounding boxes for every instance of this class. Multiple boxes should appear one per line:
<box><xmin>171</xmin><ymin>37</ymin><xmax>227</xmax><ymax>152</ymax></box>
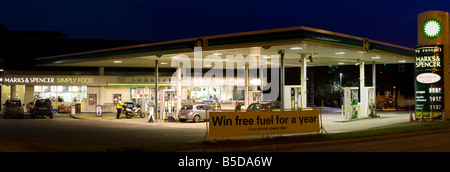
<box><xmin>300</xmin><ymin>54</ymin><xmax>307</xmax><ymax>108</ymax></box>
<box><xmin>360</xmin><ymin>61</ymin><xmax>367</xmax><ymax>117</ymax></box>
<box><xmin>278</xmin><ymin>50</ymin><xmax>285</xmax><ymax>109</ymax></box>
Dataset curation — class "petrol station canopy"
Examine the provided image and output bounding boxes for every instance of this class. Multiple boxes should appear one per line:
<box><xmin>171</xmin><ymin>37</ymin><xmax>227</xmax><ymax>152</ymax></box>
<box><xmin>35</xmin><ymin>26</ymin><xmax>414</xmax><ymax>68</ymax></box>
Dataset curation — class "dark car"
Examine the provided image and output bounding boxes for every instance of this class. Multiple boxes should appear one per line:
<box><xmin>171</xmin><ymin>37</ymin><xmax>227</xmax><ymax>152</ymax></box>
<box><xmin>3</xmin><ymin>99</ymin><xmax>25</xmax><ymax>118</ymax></box>
<box><xmin>30</xmin><ymin>99</ymin><xmax>53</xmax><ymax>119</ymax></box>
<box><xmin>246</xmin><ymin>101</ymin><xmax>281</xmax><ymax>112</ymax></box>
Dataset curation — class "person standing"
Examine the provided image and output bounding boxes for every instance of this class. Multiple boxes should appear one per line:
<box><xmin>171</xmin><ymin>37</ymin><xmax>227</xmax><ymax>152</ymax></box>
<box><xmin>116</xmin><ymin>97</ymin><xmax>124</xmax><ymax>119</ymax></box>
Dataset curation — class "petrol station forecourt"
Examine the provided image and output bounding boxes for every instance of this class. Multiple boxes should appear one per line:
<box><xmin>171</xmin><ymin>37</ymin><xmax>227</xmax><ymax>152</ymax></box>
<box><xmin>5</xmin><ymin>10</ymin><xmax>450</xmax><ymax>151</ymax></box>
<box><xmin>2</xmin><ymin>24</ymin><xmax>416</xmax><ymax>137</ymax></box>
<box><xmin>14</xmin><ymin>11</ymin><xmax>450</xmax><ymax>146</ymax></box>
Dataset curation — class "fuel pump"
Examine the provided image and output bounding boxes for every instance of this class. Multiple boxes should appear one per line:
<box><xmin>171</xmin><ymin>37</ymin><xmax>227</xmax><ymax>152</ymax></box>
<box><xmin>250</xmin><ymin>91</ymin><xmax>261</xmax><ymax>103</ymax></box>
<box><xmin>291</xmin><ymin>88</ymin><xmax>296</xmax><ymax>110</ymax></box>
<box><xmin>343</xmin><ymin>87</ymin><xmax>359</xmax><ymax>120</ymax></box>
<box><xmin>367</xmin><ymin>87</ymin><xmax>377</xmax><ymax>117</ymax></box>
<box><xmin>283</xmin><ymin>85</ymin><xmax>301</xmax><ymax>111</ymax></box>
<box><xmin>162</xmin><ymin>90</ymin><xmax>176</xmax><ymax>119</ymax></box>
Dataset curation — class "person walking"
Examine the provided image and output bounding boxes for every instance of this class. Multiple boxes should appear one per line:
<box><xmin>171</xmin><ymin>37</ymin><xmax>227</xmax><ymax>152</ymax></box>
<box><xmin>116</xmin><ymin>97</ymin><xmax>124</xmax><ymax>119</ymax></box>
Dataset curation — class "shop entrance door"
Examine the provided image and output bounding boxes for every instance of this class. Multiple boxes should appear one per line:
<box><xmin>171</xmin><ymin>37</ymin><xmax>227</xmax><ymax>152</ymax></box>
<box><xmin>131</xmin><ymin>87</ymin><xmax>155</xmax><ymax>116</ymax></box>
<box><xmin>162</xmin><ymin>90</ymin><xmax>176</xmax><ymax>119</ymax></box>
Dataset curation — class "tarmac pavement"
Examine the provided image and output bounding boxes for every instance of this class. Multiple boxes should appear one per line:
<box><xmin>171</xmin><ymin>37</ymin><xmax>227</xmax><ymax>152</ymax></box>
<box><xmin>1</xmin><ymin>107</ymin><xmax>411</xmax><ymax>133</ymax></box>
<box><xmin>68</xmin><ymin>108</ymin><xmax>411</xmax><ymax>134</ymax></box>
<box><xmin>321</xmin><ymin>110</ymin><xmax>411</xmax><ymax>133</ymax></box>
<box><xmin>0</xmin><ymin>108</ymin><xmax>428</xmax><ymax>152</ymax></box>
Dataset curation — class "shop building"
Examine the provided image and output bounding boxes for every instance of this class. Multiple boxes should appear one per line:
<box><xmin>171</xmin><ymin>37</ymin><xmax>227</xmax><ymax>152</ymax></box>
<box><xmin>1</xmin><ymin>73</ymin><xmax>254</xmax><ymax>116</ymax></box>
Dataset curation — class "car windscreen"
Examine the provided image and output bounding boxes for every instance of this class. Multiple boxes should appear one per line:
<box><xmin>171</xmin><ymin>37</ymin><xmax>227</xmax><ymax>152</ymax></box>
<box><xmin>35</xmin><ymin>100</ymin><xmax>51</xmax><ymax>106</ymax></box>
<box><xmin>180</xmin><ymin>105</ymin><xmax>193</xmax><ymax>110</ymax></box>
<box><xmin>247</xmin><ymin>103</ymin><xmax>263</xmax><ymax>110</ymax></box>
<box><xmin>6</xmin><ymin>101</ymin><xmax>21</xmax><ymax>106</ymax></box>
<box><xmin>267</xmin><ymin>102</ymin><xmax>281</xmax><ymax>109</ymax></box>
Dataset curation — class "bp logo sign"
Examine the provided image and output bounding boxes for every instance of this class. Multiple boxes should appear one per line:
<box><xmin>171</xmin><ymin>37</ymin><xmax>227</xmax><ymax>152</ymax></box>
<box><xmin>423</xmin><ymin>18</ymin><xmax>443</xmax><ymax>39</ymax></box>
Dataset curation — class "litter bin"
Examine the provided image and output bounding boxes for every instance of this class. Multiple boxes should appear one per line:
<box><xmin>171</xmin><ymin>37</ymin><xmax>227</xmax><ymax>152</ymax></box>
<box><xmin>71</xmin><ymin>104</ymin><xmax>76</xmax><ymax>115</ymax></box>
<box><xmin>96</xmin><ymin>105</ymin><xmax>103</xmax><ymax>117</ymax></box>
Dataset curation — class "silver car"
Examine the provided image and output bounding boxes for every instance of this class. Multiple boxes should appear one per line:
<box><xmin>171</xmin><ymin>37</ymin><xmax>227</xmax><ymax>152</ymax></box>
<box><xmin>178</xmin><ymin>104</ymin><xmax>214</xmax><ymax>123</ymax></box>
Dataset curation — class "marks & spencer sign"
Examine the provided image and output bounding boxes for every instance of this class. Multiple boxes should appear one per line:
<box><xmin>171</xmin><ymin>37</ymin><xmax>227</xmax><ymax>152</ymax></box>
<box><xmin>3</xmin><ymin>75</ymin><xmax>96</xmax><ymax>85</ymax></box>
<box><xmin>414</xmin><ymin>45</ymin><xmax>444</xmax><ymax>119</ymax></box>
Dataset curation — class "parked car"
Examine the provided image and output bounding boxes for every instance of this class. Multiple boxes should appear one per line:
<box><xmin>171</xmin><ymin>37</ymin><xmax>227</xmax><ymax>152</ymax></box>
<box><xmin>246</xmin><ymin>101</ymin><xmax>281</xmax><ymax>112</ymax></box>
<box><xmin>3</xmin><ymin>99</ymin><xmax>24</xmax><ymax>119</ymax></box>
<box><xmin>30</xmin><ymin>99</ymin><xmax>53</xmax><ymax>119</ymax></box>
<box><xmin>178</xmin><ymin>104</ymin><xmax>216</xmax><ymax>123</ymax></box>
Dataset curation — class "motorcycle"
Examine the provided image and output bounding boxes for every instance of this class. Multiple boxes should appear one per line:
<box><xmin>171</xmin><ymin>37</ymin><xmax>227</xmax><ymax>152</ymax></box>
<box><xmin>123</xmin><ymin>102</ymin><xmax>145</xmax><ymax>119</ymax></box>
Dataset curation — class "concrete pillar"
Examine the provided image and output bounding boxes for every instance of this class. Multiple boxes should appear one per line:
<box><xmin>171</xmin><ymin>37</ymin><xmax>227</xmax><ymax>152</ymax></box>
<box><xmin>98</xmin><ymin>67</ymin><xmax>105</xmax><ymax>106</ymax></box>
<box><xmin>300</xmin><ymin>54</ymin><xmax>307</xmax><ymax>108</ymax></box>
<box><xmin>372</xmin><ymin>62</ymin><xmax>376</xmax><ymax>112</ymax></box>
<box><xmin>24</xmin><ymin>85</ymin><xmax>34</xmax><ymax>112</ymax></box>
<box><xmin>176</xmin><ymin>67</ymin><xmax>181</xmax><ymax>119</ymax></box>
<box><xmin>155</xmin><ymin>59</ymin><xmax>159</xmax><ymax>121</ymax></box>
<box><xmin>245</xmin><ymin>63</ymin><xmax>249</xmax><ymax>108</ymax></box>
<box><xmin>360</xmin><ymin>61</ymin><xmax>367</xmax><ymax>117</ymax></box>
<box><xmin>99</xmin><ymin>87</ymin><xmax>105</xmax><ymax>105</ymax></box>
<box><xmin>99</xmin><ymin>67</ymin><xmax>104</xmax><ymax>76</ymax></box>
<box><xmin>372</xmin><ymin>62</ymin><xmax>376</xmax><ymax>87</ymax></box>
<box><xmin>10</xmin><ymin>85</ymin><xmax>16</xmax><ymax>99</ymax></box>
<box><xmin>279</xmin><ymin>50</ymin><xmax>285</xmax><ymax>109</ymax></box>
<box><xmin>260</xmin><ymin>61</ymin><xmax>264</xmax><ymax>102</ymax></box>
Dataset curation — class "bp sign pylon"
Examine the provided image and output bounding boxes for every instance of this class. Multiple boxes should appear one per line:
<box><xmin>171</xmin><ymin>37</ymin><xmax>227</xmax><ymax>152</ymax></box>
<box><xmin>416</xmin><ymin>11</ymin><xmax>450</xmax><ymax>120</ymax></box>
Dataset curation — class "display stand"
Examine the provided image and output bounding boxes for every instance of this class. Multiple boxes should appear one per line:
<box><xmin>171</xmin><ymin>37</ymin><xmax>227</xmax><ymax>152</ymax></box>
<box><xmin>318</xmin><ymin>108</ymin><xmax>328</xmax><ymax>135</ymax></box>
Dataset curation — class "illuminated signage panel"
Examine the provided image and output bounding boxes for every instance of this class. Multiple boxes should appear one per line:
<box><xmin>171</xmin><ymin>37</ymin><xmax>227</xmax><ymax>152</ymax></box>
<box><xmin>414</xmin><ymin>45</ymin><xmax>444</xmax><ymax>119</ymax></box>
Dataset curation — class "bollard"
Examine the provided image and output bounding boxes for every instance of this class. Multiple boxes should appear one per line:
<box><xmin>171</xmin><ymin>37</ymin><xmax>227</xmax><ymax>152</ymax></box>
<box><xmin>71</xmin><ymin>104</ymin><xmax>76</xmax><ymax>116</ymax></box>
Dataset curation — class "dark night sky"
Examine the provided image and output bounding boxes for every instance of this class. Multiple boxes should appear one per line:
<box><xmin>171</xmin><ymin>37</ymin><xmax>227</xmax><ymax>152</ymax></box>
<box><xmin>1</xmin><ymin>0</ymin><xmax>449</xmax><ymax>48</ymax></box>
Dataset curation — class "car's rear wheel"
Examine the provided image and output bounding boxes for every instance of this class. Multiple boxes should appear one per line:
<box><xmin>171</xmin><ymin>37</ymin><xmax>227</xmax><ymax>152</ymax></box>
<box><xmin>193</xmin><ymin>115</ymin><xmax>200</xmax><ymax>123</ymax></box>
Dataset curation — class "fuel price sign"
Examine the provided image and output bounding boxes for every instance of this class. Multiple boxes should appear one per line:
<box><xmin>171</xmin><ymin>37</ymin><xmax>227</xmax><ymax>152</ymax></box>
<box><xmin>414</xmin><ymin>44</ymin><xmax>444</xmax><ymax>119</ymax></box>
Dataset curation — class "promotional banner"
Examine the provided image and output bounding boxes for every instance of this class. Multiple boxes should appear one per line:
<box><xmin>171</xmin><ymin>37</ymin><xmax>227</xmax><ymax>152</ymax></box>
<box><xmin>414</xmin><ymin>45</ymin><xmax>444</xmax><ymax>119</ymax></box>
<box><xmin>207</xmin><ymin>111</ymin><xmax>320</xmax><ymax>139</ymax></box>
